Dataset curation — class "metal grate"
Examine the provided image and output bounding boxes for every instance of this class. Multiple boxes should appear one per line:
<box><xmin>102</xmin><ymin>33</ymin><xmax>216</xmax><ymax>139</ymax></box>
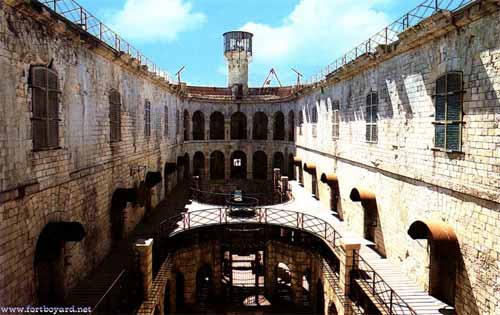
<box><xmin>307</xmin><ymin>0</ymin><xmax>475</xmax><ymax>84</ymax></box>
<box><xmin>36</xmin><ymin>0</ymin><xmax>173</xmax><ymax>83</ymax></box>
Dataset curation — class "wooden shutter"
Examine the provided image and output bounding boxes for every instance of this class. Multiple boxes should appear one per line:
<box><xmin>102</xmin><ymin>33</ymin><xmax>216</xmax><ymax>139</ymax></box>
<box><xmin>434</xmin><ymin>72</ymin><xmax>463</xmax><ymax>151</ymax></box>
<box><xmin>31</xmin><ymin>66</ymin><xmax>59</xmax><ymax>150</ymax></box>
<box><xmin>109</xmin><ymin>90</ymin><xmax>121</xmax><ymax>142</ymax></box>
<box><xmin>164</xmin><ymin>106</ymin><xmax>168</xmax><ymax>137</ymax></box>
<box><xmin>144</xmin><ymin>101</ymin><xmax>151</xmax><ymax>138</ymax></box>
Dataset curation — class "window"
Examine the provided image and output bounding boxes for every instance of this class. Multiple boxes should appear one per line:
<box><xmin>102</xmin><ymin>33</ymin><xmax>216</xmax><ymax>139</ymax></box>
<box><xmin>434</xmin><ymin>72</ymin><xmax>463</xmax><ymax>151</ymax></box>
<box><xmin>366</xmin><ymin>92</ymin><xmax>378</xmax><ymax>143</ymax></box>
<box><xmin>176</xmin><ymin>110</ymin><xmax>180</xmax><ymax>135</ymax></box>
<box><xmin>233</xmin><ymin>159</ymin><xmax>241</xmax><ymax>167</ymax></box>
<box><xmin>311</xmin><ymin>105</ymin><xmax>318</xmax><ymax>138</ymax></box>
<box><xmin>164</xmin><ymin>106</ymin><xmax>169</xmax><ymax>138</ymax></box>
<box><xmin>299</xmin><ymin>110</ymin><xmax>304</xmax><ymax>135</ymax></box>
<box><xmin>331</xmin><ymin>100</ymin><xmax>340</xmax><ymax>139</ymax></box>
<box><xmin>109</xmin><ymin>90</ymin><xmax>121</xmax><ymax>142</ymax></box>
<box><xmin>31</xmin><ymin>66</ymin><xmax>60</xmax><ymax>150</ymax></box>
<box><xmin>144</xmin><ymin>100</ymin><xmax>151</xmax><ymax>138</ymax></box>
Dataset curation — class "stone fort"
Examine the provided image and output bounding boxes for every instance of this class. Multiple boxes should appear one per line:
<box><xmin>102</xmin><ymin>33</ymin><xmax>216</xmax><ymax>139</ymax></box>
<box><xmin>0</xmin><ymin>0</ymin><xmax>499</xmax><ymax>314</ymax></box>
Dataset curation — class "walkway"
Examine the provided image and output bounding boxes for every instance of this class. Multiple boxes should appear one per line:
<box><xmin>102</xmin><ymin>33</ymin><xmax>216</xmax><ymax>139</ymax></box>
<box><xmin>64</xmin><ymin>182</ymin><xmax>191</xmax><ymax>313</ymax></box>
<box><xmin>184</xmin><ymin>181</ymin><xmax>452</xmax><ymax>315</ymax></box>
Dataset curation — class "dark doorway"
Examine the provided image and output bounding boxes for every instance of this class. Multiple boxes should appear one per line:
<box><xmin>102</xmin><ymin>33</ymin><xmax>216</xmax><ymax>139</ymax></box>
<box><xmin>192</xmin><ymin>111</ymin><xmax>205</xmax><ymax>140</ymax></box>
<box><xmin>183</xmin><ymin>153</ymin><xmax>190</xmax><ymax>179</ymax></box>
<box><xmin>253</xmin><ymin>112</ymin><xmax>268</xmax><ymax>140</ymax></box>
<box><xmin>272</xmin><ymin>152</ymin><xmax>285</xmax><ymax>173</ymax></box>
<box><xmin>183</xmin><ymin>110</ymin><xmax>189</xmax><ymax>141</ymax></box>
<box><xmin>288</xmin><ymin>111</ymin><xmax>295</xmax><ymax>141</ymax></box>
<box><xmin>230</xmin><ymin>151</ymin><xmax>247</xmax><ymax>179</ymax></box>
<box><xmin>196</xmin><ymin>264</ymin><xmax>213</xmax><ymax>306</ymax></box>
<box><xmin>210</xmin><ymin>151</ymin><xmax>225</xmax><ymax>180</ymax></box>
<box><xmin>273</xmin><ymin>111</ymin><xmax>285</xmax><ymax>140</ymax></box>
<box><xmin>210</xmin><ymin>111</ymin><xmax>225</xmax><ymax>140</ymax></box>
<box><xmin>175</xmin><ymin>272</ymin><xmax>185</xmax><ymax>308</ymax></box>
<box><xmin>288</xmin><ymin>154</ymin><xmax>295</xmax><ymax>179</ymax></box>
<box><xmin>193</xmin><ymin>152</ymin><xmax>205</xmax><ymax>178</ymax></box>
<box><xmin>315</xmin><ymin>280</ymin><xmax>324</xmax><ymax>315</ymax></box>
<box><xmin>231</xmin><ymin>112</ymin><xmax>247</xmax><ymax>140</ymax></box>
<box><xmin>253</xmin><ymin>151</ymin><xmax>268</xmax><ymax>180</ymax></box>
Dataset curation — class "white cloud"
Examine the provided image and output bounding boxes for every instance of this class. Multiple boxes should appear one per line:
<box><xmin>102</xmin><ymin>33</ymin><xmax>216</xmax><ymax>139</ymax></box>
<box><xmin>240</xmin><ymin>0</ymin><xmax>391</xmax><ymax>76</ymax></box>
<box><xmin>109</xmin><ymin>0</ymin><xmax>206</xmax><ymax>42</ymax></box>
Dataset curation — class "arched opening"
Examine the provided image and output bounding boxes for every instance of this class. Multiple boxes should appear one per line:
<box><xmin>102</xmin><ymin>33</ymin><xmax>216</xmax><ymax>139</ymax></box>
<box><xmin>320</xmin><ymin>173</ymin><xmax>342</xmax><ymax>220</ymax></box>
<box><xmin>34</xmin><ymin>222</ymin><xmax>86</xmax><ymax>305</ymax></box>
<box><xmin>253</xmin><ymin>111</ymin><xmax>268</xmax><ymax>140</ymax></box>
<box><xmin>408</xmin><ymin>220</ymin><xmax>458</xmax><ymax>306</ymax></box>
<box><xmin>288</xmin><ymin>111</ymin><xmax>295</xmax><ymax>141</ymax></box>
<box><xmin>210</xmin><ymin>151</ymin><xmax>225</xmax><ymax>180</ymax></box>
<box><xmin>230</xmin><ymin>151</ymin><xmax>247</xmax><ymax>179</ymax></box>
<box><xmin>183</xmin><ymin>153</ymin><xmax>190</xmax><ymax>179</ymax></box>
<box><xmin>164</xmin><ymin>162</ymin><xmax>176</xmax><ymax>195</ymax></box>
<box><xmin>110</xmin><ymin>188</ymin><xmax>137</xmax><ymax>242</ymax></box>
<box><xmin>294</xmin><ymin>157</ymin><xmax>303</xmax><ymax>185</ymax></box>
<box><xmin>177</xmin><ymin>156</ymin><xmax>184</xmax><ymax>183</ymax></box>
<box><xmin>298</xmin><ymin>110</ymin><xmax>304</xmax><ymax>135</ymax></box>
<box><xmin>192</xmin><ymin>111</ymin><xmax>205</xmax><ymax>140</ymax></box>
<box><xmin>315</xmin><ymin>279</ymin><xmax>325</xmax><ymax>315</ymax></box>
<box><xmin>272</xmin><ymin>152</ymin><xmax>285</xmax><ymax>173</ymax></box>
<box><xmin>275</xmin><ymin>262</ymin><xmax>292</xmax><ymax>302</ymax></box>
<box><xmin>210</xmin><ymin>111</ymin><xmax>225</xmax><ymax>140</ymax></box>
<box><xmin>273</xmin><ymin>111</ymin><xmax>285</xmax><ymax>140</ymax></box>
<box><xmin>196</xmin><ymin>264</ymin><xmax>213</xmax><ymax>306</ymax></box>
<box><xmin>252</xmin><ymin>151</ymin><xmax>267</xmax><ymax>180</ymax></box>
<box><xmin>301</xmin><ymin>269</ymin><xmax>312</xmax><ymax>306</ymax></box>
<box><xmin>175</xmin><ymin>272</ymin><xmax>185</xmax><ymax>309</ymax></box>
<box><xmin>350</xmin><ymin>188</ymin><xmax>386</xmax><ymax>257</ymax></box>
<box><xmin>193</xmin><ymin>152</ymin><xmax>205</xmax><ymax>178</ymax></box>
<box><xmin>231</xmin><ymin>112</ymin><xmax>247</xmax><ymax>140</ymax></box>
<box><xmin>183</xmin><ymin>110</ymin><xmax>189</xmax><ymax>141</ymax></box>
<box><xmin>327</xmin><ymin>302</ymin><xmax>338</xmax><ymax>315</ymax></box>
<box><xmin>304</xmin><ymin>163</ymin><xmax>318</xmax><ymax>199</ymax></box>
<box><xmin>163</xmin><ymin>280</ymin><xmax>171</xmax><ymax>315</ymax></box>
<box><xmin>288</xmin><ymin>154</ymin><xmax>295</xmax><ymax>179</ymax></box>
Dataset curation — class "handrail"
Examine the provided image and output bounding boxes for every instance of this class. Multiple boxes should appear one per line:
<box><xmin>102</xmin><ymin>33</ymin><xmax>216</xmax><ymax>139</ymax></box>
<box><xmin>352</xmin><ymin>252</ymin><xmax>417</xmax><ymax>315</ymax></box>
<box><xmin>159</xmin><ymin>207</ymin><xmax>344</xmax><ymax>249</ymax></box>
<box><xmin>34</xmin><ymin>0</ymin><xmax>173</xmax><ymax>83</ymax></box>
<box><xmin>92</xmin><ymin>268</ymin><xmax>127</xmax><ymax>312</ymax></box>
<box><xmin>306</xmin><ymin>0</ymin><xmax>475</xmax><ymax>84</ymax></box>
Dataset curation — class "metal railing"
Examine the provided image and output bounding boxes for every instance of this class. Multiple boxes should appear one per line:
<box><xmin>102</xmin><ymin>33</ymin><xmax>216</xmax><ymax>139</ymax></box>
<box><xmin>92</xmin><ymin>269</ymin><xmax>138</xmax><ymax>315</ymax></box>
<box><xmin>159</xmin><ymin>207</ymin><xmax>344</xmax><ymax>249</ymax></box>
<box><xmin>307</xmin><ymin>0</ymin><xmax>475</xmax><ymax>84</ymax></box>
<box><xmin>36</xmin><ymin>0</ymin><xmax>173</xmax><ymax>83</ymax></box>
<box><xmin>189</xmin><ymin>187</ymin><xmax>291</xmax><ymax>206</ymax></box>
<box><xmin>352</xmin><ymin>252</ymin><xmax>417</xmax><ymax>315</ymax></box>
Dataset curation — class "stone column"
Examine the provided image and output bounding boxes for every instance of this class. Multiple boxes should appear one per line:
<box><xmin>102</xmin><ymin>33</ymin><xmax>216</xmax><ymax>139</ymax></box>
<box><xmin>339</xmin><ymin>238</ymin><xmax>361</xmax><ymax>315</ymax></box>
<box><xmin>273</xmin><ymin>168</ymin><xmax>281</xmax><ymax>193</ymax></box>
<box><xmin>135</xmin><ymin>238</ymin><xmax>154</xmax><ymax>300</ymax></box>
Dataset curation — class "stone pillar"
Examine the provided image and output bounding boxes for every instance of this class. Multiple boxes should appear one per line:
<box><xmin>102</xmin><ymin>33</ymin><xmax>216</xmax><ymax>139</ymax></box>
<box><xmin>281</xmin><ymin>176</ymin><xmax>289</xmax><ymax>194</ymax></box>
<box><xmin>273</xmin><ymin>168</ymin><xmax>281</xmax><ymax>193</ymax></box>
<box><xmin>135</xmin><ymin>238</ymin><xmax>154</xmax><ymax>300</ymax></box>
<box><xmin>339</xmin><ymin>238</ymin><xmax>361</xmax><ymax>315</ymax></box>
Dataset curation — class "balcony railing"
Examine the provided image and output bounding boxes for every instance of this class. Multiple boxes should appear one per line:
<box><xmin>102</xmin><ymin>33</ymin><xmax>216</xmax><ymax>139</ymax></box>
<box><xmin>352</xmin><ymin>252</ymin><xmax>417</xmax><ymax>315</ymax></box>
<box><xmin>159</xmin><ymin>207</ymin><xmax>344</xmax><ymax>250</ymax></box>
<box><xmin>36</xmin><ymin>0</ymin><xmax>173</xmax><ymax>83</ymax></box>
<box><xmin>307</xmin><ymin>0</ymin><xmax>475</xmax><ymax>84</ymax></box>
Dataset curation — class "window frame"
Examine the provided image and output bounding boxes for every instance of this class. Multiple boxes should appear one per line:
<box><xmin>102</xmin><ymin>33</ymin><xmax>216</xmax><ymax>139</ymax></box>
<box><xmin>30</xmin><ymin>66</ymin><xmax>61</xmax><ymax>151</ymax></box>
<box><xmin>331</xmin><ymin>100</ymin><xmax>340</xmax><ymax>140</ymax></box>
<box><xmin>109</xmin><ymin>89</ymin><xmax>121</xmax><ymax>143</ymax></box>
<box><xmin>365</xmin><ymin>92</ymin><xmax>378</xmax><ymax>143</ymax></box>
<box><xmin>432</xmin><ymin>72</ymin><xmax>464</xmax><ymax>152</ymax></box>
<box><xmin>164</xmin><ymin>105</ymin><xmax>169</xmax><ymax>138</ymax></box>
<box><xmin>144</xmin><ymin>100</ymin><xmax>151</xmax><ymax>138</ymax></box>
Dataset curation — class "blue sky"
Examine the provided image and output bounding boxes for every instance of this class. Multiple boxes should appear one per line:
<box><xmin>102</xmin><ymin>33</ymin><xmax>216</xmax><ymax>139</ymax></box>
<box><xmin>77</xmin><ymin>0</ymin><xmax>424</xmax><ymax>87</ymax></box>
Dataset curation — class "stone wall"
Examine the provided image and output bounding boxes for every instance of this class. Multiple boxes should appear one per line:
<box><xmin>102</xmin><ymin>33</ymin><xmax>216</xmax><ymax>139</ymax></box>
<box><xmin>293</xmin><ymin>3</ymin><xmax>500</xmax><ymax>314</ymax></box>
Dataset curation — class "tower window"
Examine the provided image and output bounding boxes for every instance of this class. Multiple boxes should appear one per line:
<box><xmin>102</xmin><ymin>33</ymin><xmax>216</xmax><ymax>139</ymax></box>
<box><xmin>434</xmin><ymin>72</ymin><xmax>463</xmax><ymax>151</ymax></box>
<box><xmin>366</xmin><ymin>92</ymin><xmax>378</xmax><ymax>143</ymax></box>
<box><xmin>31</xmin><ymin>66</ymin><xmax>61</xmax><ymax>150</ymax></box>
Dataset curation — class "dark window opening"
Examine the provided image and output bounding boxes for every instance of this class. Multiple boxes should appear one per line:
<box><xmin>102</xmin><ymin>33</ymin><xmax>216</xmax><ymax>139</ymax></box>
<box><xmin>210</xmin><ymin>151</ymin><xmax>225</xmax><ymax>180</ymax></box>
<box><xmin>253</xmin><ymin>112</ymin><xmax>268</xmax><ymax>140</ymax></box>
<box><xmin>230</xmin><ymin>151</ymin><xmax>247</xmax><ymax>179</ymax></box>
<box><xmin>192</xmin><ymin>111</ymin><xmax>205</xmax><ymax>140</ymax></box>
<box><xmin>231</xmin><ymin>112</ymin><xmax>247</xmax><ymax>140</ymax></box>
<box><xmin>288</xmin><ymin>111</ymin><xmax>295</xmax><ymax>141</ymax></box>
<box><xmin>109</xmin><ymin>90</ymin><xmax>121</xmax><ymax>142</ymax></box>
<box><xmin>253</xmin><ymin>151</ymin><xmax>267</xmax><ymax>180</ymax></box>
<box><xmin>183</xmin><ymin>110</ymin><xmax>189</xmax><ymax>141</ymax></box>
<box><xmin>273</xmin><ymin>111</ymin><xmax>285</xmax><ymax>140</ymax></box>
<box><xmin>31</xmin><ymin>66</ymin><xmax>60</xmax><ymax>150</ymax></box>
<box><xmin>144</xmin><ymin>101</ymin><xmax>151</xmax><ymax>138</ymax></box>
<box><xmin>210</xmin><ymin>111</ymin><xmax>225</xmax><ymax>140</ymax></box>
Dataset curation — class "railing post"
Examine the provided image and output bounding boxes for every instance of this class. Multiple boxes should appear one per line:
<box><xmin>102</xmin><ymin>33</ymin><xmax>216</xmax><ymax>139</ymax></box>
<box><xmin>340</xmin><ymin>239</ymin><xmax>361</xmax><ymax>315</ymax></box>
<box><xmin>389</xmin><ymin>290</ymin><xmax>394</xmax><ymax>315</ymax></box>
<box><xmin>134</xmin><ymin>238</ymin><xmax>153</xmax><ymax>300</ymax></box>
<box><xmin>435</xmin><ymin>0</ymin><xmax>439</xmax><ymax>12</ymax></box>
<box><xmin>99</xmin><ymin>22</ymin><xmax>103</xmax><ymax>40</ymax></box>
<box><xmin>324</xmin><ymin>221</ymin><xmax>327</xmax><ymax>239</ymax></box>
<box><xmin>53</xmin><ymin>0</ymin><xmax>57</xmax><ymax>13</ymax></box>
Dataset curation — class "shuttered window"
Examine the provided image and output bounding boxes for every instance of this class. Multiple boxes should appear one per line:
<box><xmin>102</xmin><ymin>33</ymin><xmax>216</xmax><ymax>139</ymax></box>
<box><xmin>366</xmin><ymin>92</ymin><xmax>378</xmax><ymax>143</ymax></box>
<box><xmin>31</xmin><ymin>66</ymin><xmax>60</xmax><ymax>150</ymax></box>
<box><xmin>144</xmin><ymin>100</ymin><xmax>151</xmax><ymax>138</ymax></box>
<box><xmin>311</xmin><ymin>105</ymin><xmax>318</xmax><ymax>138</ymax></box>
<box><xmin>434</xmin><ymin>72</ymin><xmax>463</xmax><ymax>151</ymax></box>
<box><xmin>176</xmin><ymin>110</ymin><xmax>180</xmax><ymax>135</ymax></box>
<box><xmin>332</xmin><ymin>100</ymin><xmax>340</xmax><ymax>139</ymax></box>
<box><xmin>109</xmin><ymin>90</ymin><xmax>121</xmax><ymax>142</ymax></box>
<box><xmin>299</xmin><ymin>110</ymin><xmax>304</xmax><ymax>135</ymax></box>
<box><xmin>164</xmin><ymin>106</ymin><xmax>169</xmax><ymax>138</ymax></box>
